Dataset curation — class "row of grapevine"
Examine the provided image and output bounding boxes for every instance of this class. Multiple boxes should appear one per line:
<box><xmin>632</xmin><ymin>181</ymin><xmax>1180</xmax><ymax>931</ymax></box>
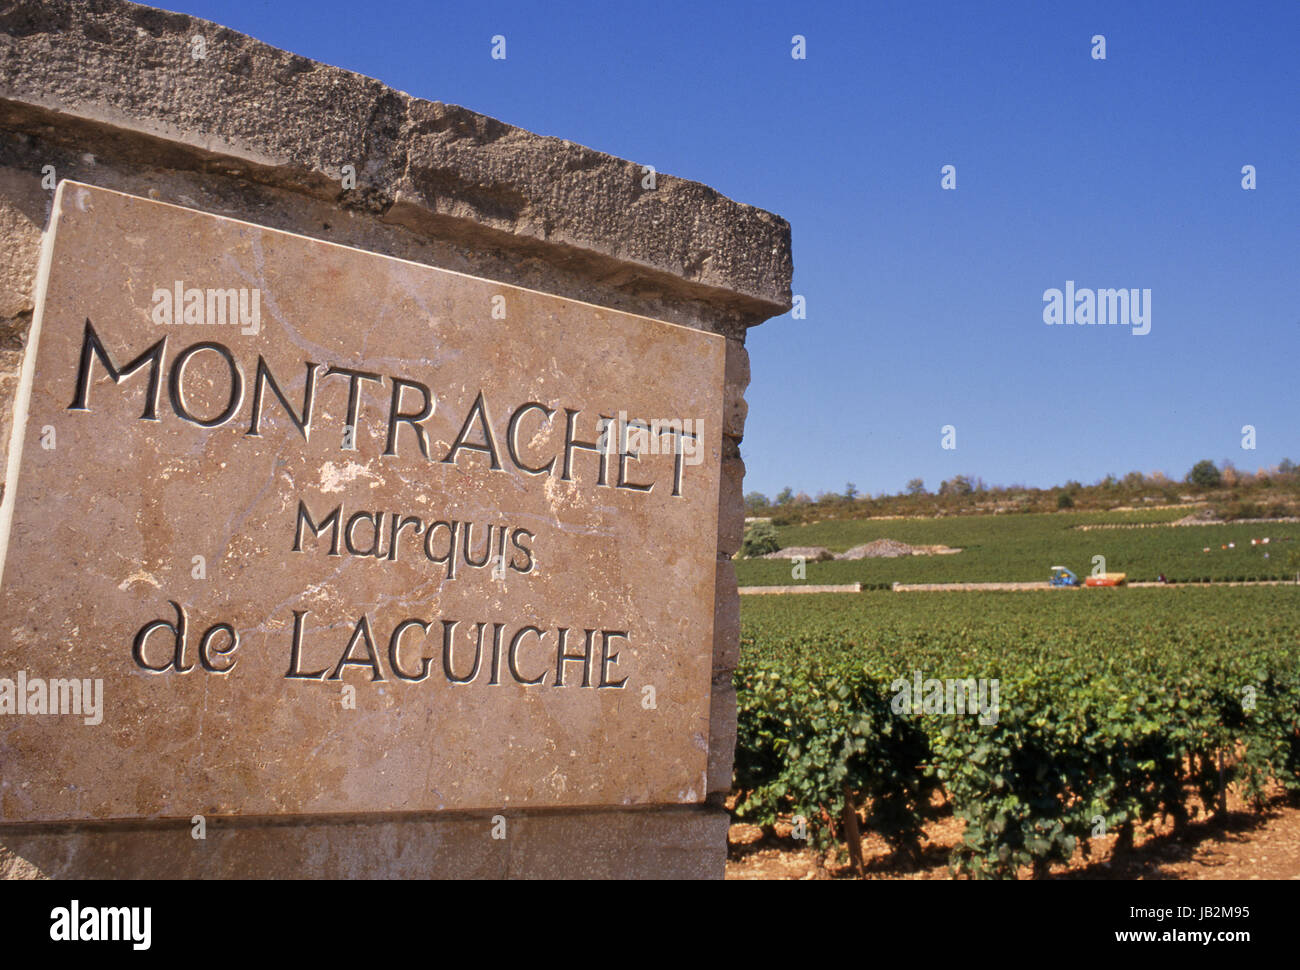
<box><xmin>732</xmin><ymin>587</ymin><xmax>1300</xmax><ymax>877</ymax></box>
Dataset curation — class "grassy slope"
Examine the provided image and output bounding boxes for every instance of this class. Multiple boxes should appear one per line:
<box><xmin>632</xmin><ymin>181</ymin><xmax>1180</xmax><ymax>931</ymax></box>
<box><xmin>735</xmin><ymin>508</ymin><xmax>1300</xmax><ymax>586</ymax></box>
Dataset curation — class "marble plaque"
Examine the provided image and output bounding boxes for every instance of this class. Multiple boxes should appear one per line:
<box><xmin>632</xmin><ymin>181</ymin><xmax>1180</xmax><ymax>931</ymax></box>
<box><xmin>0</xmin><ymin>182</ymin><xmax>723</xmax><ymax>821</ymax></box>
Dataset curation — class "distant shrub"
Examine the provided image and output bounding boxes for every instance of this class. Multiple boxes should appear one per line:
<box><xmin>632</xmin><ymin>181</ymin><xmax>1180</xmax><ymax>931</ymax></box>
<box><xmin>938</xmin><ymin>475</ymin><xmax>975</xmax><ymax>496</ymax></box>
<box><xmin>1056</xmin><ymin>491</ymin><xmax>1074</xmax><ymax>509</ymax></box>
<box><xmin>1187</xmin><ymin>460</ymin><xmax>1222</xmax><ymax>489</ymax></box>
<box><xmin>742</xmin><ymin>520</ymin><xmax>780</xmax><ymax>558</ymax></box>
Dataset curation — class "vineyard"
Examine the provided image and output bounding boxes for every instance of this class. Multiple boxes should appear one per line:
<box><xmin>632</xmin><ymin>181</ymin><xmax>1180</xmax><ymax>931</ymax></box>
<box><xmin>732</xmin><ymin>587</ymin><xmax>1300</xmax><ymax>878</ymax></box>
<box><xmin>734</xmin><ymin>508</ymin><xmax>1300</xmax><ymax>586</ymax></box>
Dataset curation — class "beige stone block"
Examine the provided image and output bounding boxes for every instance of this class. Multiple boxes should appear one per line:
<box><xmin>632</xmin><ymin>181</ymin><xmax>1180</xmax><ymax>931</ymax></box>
<box><xmin>0</xmin><ymin>806</ymin><xmax>728</xmax><ymax>878</ymax></box>
<box><xmin>0</xmin><ymin>0</ymin><xmax>792</xmax><ymax>319</ymax></box>
<box><xmin>507</xmin><ymin>807</ymin><xmax>728</xmax><ymax>879</ymax></box>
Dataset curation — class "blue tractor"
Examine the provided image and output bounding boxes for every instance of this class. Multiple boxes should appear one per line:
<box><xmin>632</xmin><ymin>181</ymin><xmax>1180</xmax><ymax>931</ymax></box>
<box><xmin>1050</xmin><ymin>566</ymin><xmax>1080</xmax><ymax>587</ymax></box>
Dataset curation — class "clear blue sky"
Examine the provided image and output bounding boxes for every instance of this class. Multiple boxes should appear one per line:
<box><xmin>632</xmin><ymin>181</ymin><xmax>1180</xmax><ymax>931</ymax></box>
<box><xmin>165</xmin><ymin>0</ymin><xmax>1298</xmax><ymax>499</ymax></box>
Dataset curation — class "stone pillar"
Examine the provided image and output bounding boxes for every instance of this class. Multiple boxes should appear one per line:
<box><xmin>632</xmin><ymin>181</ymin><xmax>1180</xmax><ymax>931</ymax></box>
<box><xmin>0</xmin><ymin>0</ymin><xmax>790</xmax><ymax>879</ymax></box>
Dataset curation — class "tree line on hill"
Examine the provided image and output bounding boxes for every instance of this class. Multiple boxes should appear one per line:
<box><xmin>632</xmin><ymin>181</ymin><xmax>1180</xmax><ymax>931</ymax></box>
<box><xmin>745</xmin><ymin>459</ymin><xmax>1300</xmax><ymax>525</ymax></box>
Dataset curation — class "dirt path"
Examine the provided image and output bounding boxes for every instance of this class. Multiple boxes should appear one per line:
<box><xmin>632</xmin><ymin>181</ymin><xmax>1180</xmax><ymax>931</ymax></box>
<box><xmin>890</xmin><ymin>580</ymin><xmax>1297</xmax><ymax>592</ymax></box>
<box><xmin>739</xmin><ymin>583</ymin><xmax>862</xmax><ymax>595</ymax></box>
<box><xmin>892</xmin><ymin>581</ymin><xmax>1053</xmax><ymax>591</ymax></box>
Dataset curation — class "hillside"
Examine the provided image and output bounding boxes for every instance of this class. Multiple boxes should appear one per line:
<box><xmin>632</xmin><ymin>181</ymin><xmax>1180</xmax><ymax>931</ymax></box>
<box><xmin>735</xmin><ymin>507</ymin><xmax>1300</xmax><ymax>586</ymax></box>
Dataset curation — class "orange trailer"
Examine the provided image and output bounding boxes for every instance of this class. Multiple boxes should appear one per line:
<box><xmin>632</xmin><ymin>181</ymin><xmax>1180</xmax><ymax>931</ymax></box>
<box><xmin>1084</xmin><ymin>573</ymin><xmax>1128</xmax><ymax>587</ymax></box>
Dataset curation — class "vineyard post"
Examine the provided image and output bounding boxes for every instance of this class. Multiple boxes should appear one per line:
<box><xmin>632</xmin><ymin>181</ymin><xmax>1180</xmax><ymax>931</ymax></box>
<box><xmin>841</xmin><ymin>783</ymin><xmax>866</xmax><ymax>876</ymax></box>
<box><xmin>1218</xmin><ymin>747</ymin><xmax>1227</xmax><ymax>815</ymax></box>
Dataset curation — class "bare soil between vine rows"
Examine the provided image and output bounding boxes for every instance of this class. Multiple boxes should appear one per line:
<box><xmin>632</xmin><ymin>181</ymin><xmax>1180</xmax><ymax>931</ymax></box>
<box><xmin>725</xmin><ymin>788</ymin><xmax>1300</xmax><ymax>880</ymax></box>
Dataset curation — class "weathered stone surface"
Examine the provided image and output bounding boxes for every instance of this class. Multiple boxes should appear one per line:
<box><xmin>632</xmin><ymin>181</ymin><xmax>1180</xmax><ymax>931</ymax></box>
<box><xmin>507</xmin><ymin>807</ymin><xmax>729</xmax><ymax>879</ymax></box>
<box><xmin>0</xmin><ymin>805</ymin><xmax>729</xmax><ymax>879</ymax></box>
<box><xmin>718</xmin><ymin>456</ymin><xmax>746</xmax><ymax>556</ymax></box>
<box><xmin>723</xmin><ymin>338</ymin><xmax>750</xmax><ymax>440</ymax></box>
<box><xmin>713</xmin><ymin>563</ymin><xmax>740</xmax><ymax>674</ymax></box>
<box><xmin>0</xmin><ymin>165</ymin><xmax>41</xmax><ymax>323</ymax></box>
<box><xmin>0</xmin><ymin>167</ymin><xmax>42</xmax><ymax>477</ymax></box>
<box><xmin>706</xmin><ymin>679</ymin><xmax>737</xmax><ymax>799</ymax></box>
<box><xmin>0</xmin><ymin>182</ymin><xmax>723</xmax><ymax>822</ymax></box>
<box><xmin>0</xmin><ymin>0</ymin><xmax>792</xmax><ymax>321</ymax></box>
<box><xmin>708</xmin><ymin>561</ymin><xmax>738</xmax><ymax>798</ymax></box>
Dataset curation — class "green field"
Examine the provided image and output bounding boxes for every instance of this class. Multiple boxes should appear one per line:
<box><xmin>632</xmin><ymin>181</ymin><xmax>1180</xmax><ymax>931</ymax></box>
<box><xmin>734</xmin><ymin>586</ymin><xmax>1300</xmax><ymax>877</ymax></box>
<box><xmin>735</xmin><ymin>508</ymin><xmax>1299</xmax><ymax>586</ymax></box>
